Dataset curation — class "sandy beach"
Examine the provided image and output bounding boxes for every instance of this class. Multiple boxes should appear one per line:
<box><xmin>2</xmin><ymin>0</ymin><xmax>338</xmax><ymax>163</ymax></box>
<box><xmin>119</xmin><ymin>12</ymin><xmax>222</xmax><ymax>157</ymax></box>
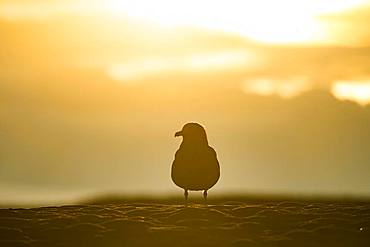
<box><xmin>1</xmin><ymin>199</ymin><xmax>369</xmax><ymax>247</ymax></box>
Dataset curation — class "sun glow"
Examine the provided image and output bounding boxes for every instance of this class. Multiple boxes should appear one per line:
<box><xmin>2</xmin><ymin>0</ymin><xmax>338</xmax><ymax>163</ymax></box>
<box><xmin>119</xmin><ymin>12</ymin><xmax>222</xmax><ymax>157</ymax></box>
<box><xmin>332</xmin><ymin>80</ymin><xmax>370</xmax><ymax>105</ymax></box>
<box><xmin>0</xmin><ymin>0</ymin><xmax>367</xmax><ymax>44</ymax></box>
<box><xmin>107</xmin><ymin>50</ymin><xmax>257</xmax><ymax>81</ymax></box>
<box><xmin>242</xmin><ymin>77</ymin><xmax>312</xmax><ymax>98</ymax></box>
<box><xmin>105</xmin><ymin>0</ymin><xmax>324</xmax><ymax>44</ymax></box>
<box><xmin>103</xmin><ymin>0</ymin><xmax>368</xmax><ymax>44</ymax></box>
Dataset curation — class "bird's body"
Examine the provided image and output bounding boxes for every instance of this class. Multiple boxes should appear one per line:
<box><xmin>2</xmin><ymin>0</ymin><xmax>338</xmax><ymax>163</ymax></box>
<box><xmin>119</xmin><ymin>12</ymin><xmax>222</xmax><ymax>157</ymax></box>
<box><xmin>172</xmin><ymin>145</ymin><xmax>219</xmax><ymax>191</ymax></box>
<box><xmin>171</xmin><ymin>123</ymin><xmax>220</xmax><ymax>201</ymax></box>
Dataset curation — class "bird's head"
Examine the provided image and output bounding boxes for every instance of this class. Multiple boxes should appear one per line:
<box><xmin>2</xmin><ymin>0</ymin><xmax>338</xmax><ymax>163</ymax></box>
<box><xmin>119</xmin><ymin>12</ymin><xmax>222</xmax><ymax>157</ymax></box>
<box><xmin>175</xmin><ymin>122</ymin><xmax>208</xmax><ymax>146</ymax></box>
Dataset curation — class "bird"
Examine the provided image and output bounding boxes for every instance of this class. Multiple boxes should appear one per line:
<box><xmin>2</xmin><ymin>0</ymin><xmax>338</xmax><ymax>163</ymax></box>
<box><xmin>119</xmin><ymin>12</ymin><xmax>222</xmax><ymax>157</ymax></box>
<box><xmin>171</xmin><ymin>123</ymin><xmax>220</xmax><ymax>202</ymax></box>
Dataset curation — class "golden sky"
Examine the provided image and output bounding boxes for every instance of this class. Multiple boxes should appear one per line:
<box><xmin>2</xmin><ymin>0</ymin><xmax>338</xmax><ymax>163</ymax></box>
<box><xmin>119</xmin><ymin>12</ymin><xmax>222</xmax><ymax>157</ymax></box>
<box><xmin>1</xmin><ymin>0</ymin><xmax>370</xmax><ymax>103</ymax></box>
<box><xmin>1</xmin><ymin>0</ymin><xmax>370</xmax><ymax>205</ymax></box>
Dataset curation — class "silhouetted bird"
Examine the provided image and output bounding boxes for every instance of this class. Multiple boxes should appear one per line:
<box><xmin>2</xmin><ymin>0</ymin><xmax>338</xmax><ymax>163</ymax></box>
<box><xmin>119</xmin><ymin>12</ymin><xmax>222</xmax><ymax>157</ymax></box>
<box><xmin>171</xmin><ymin>123</ymin><xmax>220</xmax><ymax>202</ymax></box>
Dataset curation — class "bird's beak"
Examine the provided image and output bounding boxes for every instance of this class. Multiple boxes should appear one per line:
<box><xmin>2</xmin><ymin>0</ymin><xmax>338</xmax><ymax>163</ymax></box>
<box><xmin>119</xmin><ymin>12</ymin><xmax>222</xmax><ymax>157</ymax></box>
<box><xmin>175</xmin><ymin>131</ymin><xmax>182</xmax><ymax>137</ymax></box>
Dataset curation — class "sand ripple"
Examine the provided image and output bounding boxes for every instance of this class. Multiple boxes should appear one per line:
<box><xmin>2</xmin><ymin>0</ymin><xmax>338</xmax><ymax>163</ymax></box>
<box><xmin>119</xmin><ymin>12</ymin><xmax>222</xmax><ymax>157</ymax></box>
<box><xmin>0</xmin><ymin>201</ymin><xmax>369</xmax><ymax>246</ymax></box>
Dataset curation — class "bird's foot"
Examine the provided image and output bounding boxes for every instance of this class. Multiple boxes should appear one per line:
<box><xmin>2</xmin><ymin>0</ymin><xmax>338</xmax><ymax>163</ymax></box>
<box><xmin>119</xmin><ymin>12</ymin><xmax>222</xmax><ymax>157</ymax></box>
<box><xmin>184</xmin><ymin>189</ymin><xmax>189</xmax><ymax>205</ymax></box>
<box><xmin>203</xmin><ymin>190</ymin><xmax>208</xmax><ymax>205</ymax></box>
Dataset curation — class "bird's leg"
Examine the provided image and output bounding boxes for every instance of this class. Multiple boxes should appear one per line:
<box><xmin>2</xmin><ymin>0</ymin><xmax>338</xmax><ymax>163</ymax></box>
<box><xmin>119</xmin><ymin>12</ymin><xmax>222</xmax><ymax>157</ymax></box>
<box><xmin>203</xmin><ymin>190</ymin><xmax>208</xmax><ymax>203</ymax></box>
<box><xmin>184</xmin><ymin>189</ymin><xmax>189</xmax><ymax>203</ymax></box>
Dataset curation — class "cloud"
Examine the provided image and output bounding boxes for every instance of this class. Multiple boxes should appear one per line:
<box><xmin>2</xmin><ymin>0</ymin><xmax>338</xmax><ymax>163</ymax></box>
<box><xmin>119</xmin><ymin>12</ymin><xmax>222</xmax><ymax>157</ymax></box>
<box><xmin>1</xmin><ymin>15</ymin><xmax>370</xmax><ymax>103</ymax></box>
